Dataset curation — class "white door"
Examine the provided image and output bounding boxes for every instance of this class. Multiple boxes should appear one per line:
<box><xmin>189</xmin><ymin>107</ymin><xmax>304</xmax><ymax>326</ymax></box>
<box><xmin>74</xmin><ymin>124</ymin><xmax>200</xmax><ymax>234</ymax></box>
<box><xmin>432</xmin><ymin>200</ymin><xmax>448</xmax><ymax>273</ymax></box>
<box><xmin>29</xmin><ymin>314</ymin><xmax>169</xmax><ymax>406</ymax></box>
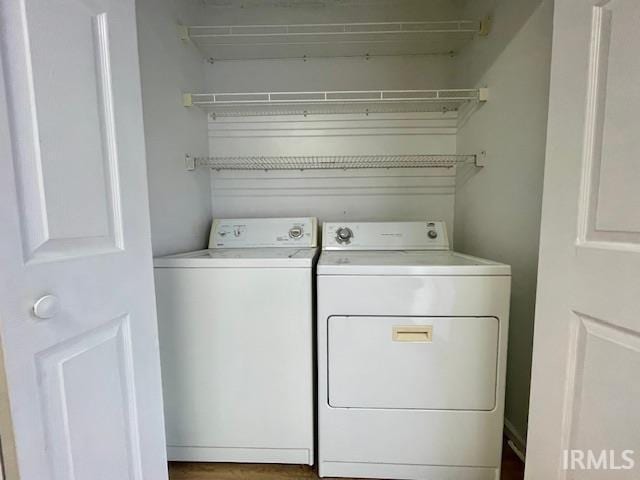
<box><xmin>0</xmin><ymin>1</ymin><xmax>167</xmax><ymax>479</ymax></box>
<box><xmin>527</xmin><ymin>0</ymin><xmax>640</xmax><ymax>478</ymax></box>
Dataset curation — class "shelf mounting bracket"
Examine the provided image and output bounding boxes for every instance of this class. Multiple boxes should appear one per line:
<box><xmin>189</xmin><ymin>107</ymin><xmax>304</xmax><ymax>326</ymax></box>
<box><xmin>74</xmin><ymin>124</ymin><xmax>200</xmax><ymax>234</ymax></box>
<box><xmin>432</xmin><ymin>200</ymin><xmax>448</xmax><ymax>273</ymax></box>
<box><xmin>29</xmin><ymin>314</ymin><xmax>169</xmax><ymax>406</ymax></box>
<box><xmin>178</xmin><ymin>24</ymin><xmax>190</xmax><ymax>42</ymax></box>
<box><xmin>475</xmin><ymin>151</ymin><xmax>487</xmax><ymax>167</ymax></box>
<box><xmin>185</xmin><ymin>154</ymin><xmax>196</xmax><ymax>171</ymax></box>
<box><xmin>479</xmin><ymin>16</ymin><xmax>492</xmax><ymax>36</ymax></box>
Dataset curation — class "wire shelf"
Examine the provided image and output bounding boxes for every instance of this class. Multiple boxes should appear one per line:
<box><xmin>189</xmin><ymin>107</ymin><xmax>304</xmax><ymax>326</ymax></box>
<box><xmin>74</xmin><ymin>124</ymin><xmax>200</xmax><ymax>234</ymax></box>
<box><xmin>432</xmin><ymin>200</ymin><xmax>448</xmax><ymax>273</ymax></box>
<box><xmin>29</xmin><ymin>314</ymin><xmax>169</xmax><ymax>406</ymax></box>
<box><xmin>180</xmin><ymin>19</ymin><xmax>488</xmax><ymax>60</ymax></box>
<box><xmin>186</xmin><ymin>154</ymin><xmax>483</xmax><ymax>171</ymax></box>
<box><xmin>183</xmin><ymin>88</ymin><xmax>488</xmax><ymax>117</ymax></box>
<box><xmin>186</xmin><ymin>20</ymin><xmax>482</xmax><ymax>37</ymax></box>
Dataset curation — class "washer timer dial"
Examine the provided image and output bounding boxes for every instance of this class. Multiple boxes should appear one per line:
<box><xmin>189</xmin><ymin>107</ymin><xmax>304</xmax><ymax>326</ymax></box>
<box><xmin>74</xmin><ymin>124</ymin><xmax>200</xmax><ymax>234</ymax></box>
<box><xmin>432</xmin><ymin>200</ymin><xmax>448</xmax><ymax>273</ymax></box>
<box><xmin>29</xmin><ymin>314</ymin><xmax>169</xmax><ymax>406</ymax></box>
<box><xmin>289</xmin><ymin>226</ymin><xmax>304</xmax><ymax>239</ymax></box>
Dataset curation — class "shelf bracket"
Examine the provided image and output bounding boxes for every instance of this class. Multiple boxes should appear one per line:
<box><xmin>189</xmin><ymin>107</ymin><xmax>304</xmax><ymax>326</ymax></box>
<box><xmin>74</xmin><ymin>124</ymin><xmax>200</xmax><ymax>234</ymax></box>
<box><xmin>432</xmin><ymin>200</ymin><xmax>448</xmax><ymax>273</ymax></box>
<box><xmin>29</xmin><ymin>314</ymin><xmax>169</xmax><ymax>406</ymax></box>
<box><xmin>479</xmin><ymin>16</ymin><xmax>492</xmax><ymax>37</ymax></box>
<box><xmin>455</xmin><ymin>88</ymin><xmax>488</xmax><ymax>130</ymax></box>
<box><xmin>185</xmin><ymin>154</ymin><xmax>196</xmax><ymax>171</ymax></box>
<box><xmin>475</xmin><ymin>151</ymin><xmax>487</xmax><ymax>167</ymax></box>
<box><xmin>178</xmin><ymin>24</ymin><xmax>190</xmax><ymax>42</ymax></box>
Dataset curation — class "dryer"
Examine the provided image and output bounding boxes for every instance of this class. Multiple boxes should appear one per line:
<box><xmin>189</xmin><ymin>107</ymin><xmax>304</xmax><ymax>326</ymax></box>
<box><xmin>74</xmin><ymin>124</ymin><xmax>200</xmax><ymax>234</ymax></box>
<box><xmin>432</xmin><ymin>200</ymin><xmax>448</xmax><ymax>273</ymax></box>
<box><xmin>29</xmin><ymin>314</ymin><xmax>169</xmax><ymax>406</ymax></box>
<box><xmin>154</xmin><ymin>217</ymin><xmax>318</xmax><ymax>465</ymax></box>
<box><xmin>317</xmin><ymin>221</ymin><xmax>511</xmax><ymax>480</ymax></box>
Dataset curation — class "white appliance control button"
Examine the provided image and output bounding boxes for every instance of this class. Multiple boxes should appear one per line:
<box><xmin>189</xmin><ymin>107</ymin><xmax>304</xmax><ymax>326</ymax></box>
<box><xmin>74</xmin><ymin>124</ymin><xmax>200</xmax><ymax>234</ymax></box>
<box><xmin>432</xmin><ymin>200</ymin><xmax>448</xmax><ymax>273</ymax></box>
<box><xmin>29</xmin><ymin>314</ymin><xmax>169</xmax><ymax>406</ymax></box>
<box><xmin>336</xmin><ymin>227</ymin><xmax>353</xmax><ymax>244</ymax></box>
<box><xmin>428</xmin><ymin>230</ymin><xmax>438</xmax><ymax>239</ymax></box>
<box><xmin>289</xmin><ymin>227</ymin><xmax>304</xmax><ymax>239</ymax></box>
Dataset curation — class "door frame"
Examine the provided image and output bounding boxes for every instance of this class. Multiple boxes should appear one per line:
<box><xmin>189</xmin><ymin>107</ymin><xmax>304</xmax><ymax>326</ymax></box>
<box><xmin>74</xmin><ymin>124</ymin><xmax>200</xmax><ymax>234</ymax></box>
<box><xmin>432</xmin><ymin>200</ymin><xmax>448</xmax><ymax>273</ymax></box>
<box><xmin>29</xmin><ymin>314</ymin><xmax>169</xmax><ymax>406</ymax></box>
<box><xmin>0</xmin><ymin>338</ymin><xmax>19</xmax><ymax>480</ymax></box>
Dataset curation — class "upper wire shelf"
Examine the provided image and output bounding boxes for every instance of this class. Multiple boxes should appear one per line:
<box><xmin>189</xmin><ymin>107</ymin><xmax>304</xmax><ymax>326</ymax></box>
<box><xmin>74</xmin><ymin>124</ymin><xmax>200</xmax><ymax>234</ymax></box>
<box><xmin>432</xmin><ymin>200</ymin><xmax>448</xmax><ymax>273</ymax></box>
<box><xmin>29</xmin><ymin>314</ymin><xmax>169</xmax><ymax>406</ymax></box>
<box><xmin>179</xmin><ymin>19</ymin><xmax>489</xmax><ymax>60</ymax></box>
<box><xmin>183</xmin><ymin>88</ymin><xmax>488</xmax><ymax>117</ymax></box>
<box><xmin>185</xmin><ymin>153</ymin><xmax>485</xmax><ymax>171</ymax></box>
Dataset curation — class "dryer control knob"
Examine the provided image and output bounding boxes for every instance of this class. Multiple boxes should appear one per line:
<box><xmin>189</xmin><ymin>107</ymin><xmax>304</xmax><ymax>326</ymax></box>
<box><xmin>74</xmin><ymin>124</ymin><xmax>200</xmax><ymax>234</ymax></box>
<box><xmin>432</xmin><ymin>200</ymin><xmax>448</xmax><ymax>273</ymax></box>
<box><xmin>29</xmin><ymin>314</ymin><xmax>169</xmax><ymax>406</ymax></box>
<box><xmin>428</xmin><ymin>230</ymin><xmax>438</xmax><ymax>239</ymax></box>
<box><xmin>336</xmin><ymin>227</ymin><xmax>353</xmax><ymax>244</ymax></box>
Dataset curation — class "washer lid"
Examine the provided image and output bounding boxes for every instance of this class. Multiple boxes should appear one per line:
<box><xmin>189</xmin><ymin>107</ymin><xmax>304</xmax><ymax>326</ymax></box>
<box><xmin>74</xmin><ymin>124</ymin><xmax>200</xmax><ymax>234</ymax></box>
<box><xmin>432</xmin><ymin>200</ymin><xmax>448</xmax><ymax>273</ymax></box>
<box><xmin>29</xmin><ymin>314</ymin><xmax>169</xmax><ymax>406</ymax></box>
<box><xmin>154</xmin><ymin>247</ymin><xmax>319</xmax><ymax>268</ymax></box>
<box><xmin>317</xmin><ymin>250</ymin><xmax>510</xmax><ymax>276</ymax></box>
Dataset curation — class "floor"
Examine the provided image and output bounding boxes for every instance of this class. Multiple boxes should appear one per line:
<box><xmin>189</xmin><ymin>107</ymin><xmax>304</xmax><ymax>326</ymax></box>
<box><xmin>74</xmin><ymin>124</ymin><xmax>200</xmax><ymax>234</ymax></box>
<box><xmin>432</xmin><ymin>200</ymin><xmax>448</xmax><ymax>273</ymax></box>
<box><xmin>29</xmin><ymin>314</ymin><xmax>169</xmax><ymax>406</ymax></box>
<box><xmin>169</xmin><ymin>439</ymin><xmax>525</xmax><ymax>480</ymax></box>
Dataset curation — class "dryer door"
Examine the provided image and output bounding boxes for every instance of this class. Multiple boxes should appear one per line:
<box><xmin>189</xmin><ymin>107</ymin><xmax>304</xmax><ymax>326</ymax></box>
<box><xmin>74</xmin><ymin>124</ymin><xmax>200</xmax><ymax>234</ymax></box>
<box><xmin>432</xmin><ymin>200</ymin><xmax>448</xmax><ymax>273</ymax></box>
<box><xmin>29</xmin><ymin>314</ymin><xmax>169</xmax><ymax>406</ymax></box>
<box><xmin>328</xmin><ymin>316</ymin><xmax>499</xmax><ymax>410</ymax></box>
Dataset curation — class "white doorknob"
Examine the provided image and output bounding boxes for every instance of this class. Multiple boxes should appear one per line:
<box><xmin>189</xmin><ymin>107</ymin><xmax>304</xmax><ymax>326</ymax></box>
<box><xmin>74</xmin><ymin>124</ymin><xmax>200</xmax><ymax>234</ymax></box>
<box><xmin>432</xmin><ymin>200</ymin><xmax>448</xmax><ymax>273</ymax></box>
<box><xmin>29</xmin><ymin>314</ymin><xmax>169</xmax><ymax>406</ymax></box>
<box><xmin>33</xmin><ymin>295</ymin><xmax>59</xmax><ymax>319</ymax></box>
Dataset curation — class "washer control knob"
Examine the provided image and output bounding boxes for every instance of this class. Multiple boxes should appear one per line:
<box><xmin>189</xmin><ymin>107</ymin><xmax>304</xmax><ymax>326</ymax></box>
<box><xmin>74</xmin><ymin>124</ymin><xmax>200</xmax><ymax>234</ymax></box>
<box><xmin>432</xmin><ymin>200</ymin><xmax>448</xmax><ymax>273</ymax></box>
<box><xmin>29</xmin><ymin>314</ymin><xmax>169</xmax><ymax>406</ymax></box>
<box><xmin>289</xmin><ymin>226</ymin><xmax>304</xmax><ymax>239</ymax></box>
<box><xmin>336</xmin><ymin>227</ymin><xmax>353</xmax><ymax>244</ymax></box>
<box><xmin>427</xmin><ymin>229</ymin><xmax>438</xmax><ymax>239</ymax></box>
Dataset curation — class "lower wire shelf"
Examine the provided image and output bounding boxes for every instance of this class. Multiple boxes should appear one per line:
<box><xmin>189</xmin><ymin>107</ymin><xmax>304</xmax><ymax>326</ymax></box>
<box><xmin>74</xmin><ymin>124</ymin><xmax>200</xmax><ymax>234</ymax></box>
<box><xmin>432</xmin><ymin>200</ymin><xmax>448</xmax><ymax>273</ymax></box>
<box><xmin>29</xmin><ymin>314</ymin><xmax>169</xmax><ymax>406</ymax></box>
<box><xmin>185</xmin><ymin>153</ymin><xmax>485</xmax><ymax>171</ymax></box>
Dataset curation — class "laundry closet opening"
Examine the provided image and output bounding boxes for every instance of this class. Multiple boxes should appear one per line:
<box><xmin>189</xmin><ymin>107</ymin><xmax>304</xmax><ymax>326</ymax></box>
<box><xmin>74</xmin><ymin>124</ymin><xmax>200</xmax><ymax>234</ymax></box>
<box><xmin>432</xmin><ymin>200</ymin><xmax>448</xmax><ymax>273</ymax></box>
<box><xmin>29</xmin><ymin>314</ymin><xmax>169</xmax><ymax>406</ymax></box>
<box><xmin>136</xmin><ymin>0</ymin><xmax>552</xmax><ymax>476</ymax></box>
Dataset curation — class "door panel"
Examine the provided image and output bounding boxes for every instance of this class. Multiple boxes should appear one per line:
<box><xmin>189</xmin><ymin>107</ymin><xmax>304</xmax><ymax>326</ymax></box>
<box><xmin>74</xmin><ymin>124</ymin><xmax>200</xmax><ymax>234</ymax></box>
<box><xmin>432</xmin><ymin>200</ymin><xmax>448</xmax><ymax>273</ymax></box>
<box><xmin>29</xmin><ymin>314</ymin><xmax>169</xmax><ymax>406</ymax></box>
<box><xmin>3</xmin><ymin>1</ymin><xmax>124</xmax><ymax>262</ymax></box>
<box><xmin>0</xmin><ymin>0</ymin><xmax>167</xmax><ymax>478</ymax></box>
<box><xmin>567</xmin><ymin>315</ymin><xmax>640</xmax><ymax>479</ymax></box>
<box><xmin>37</xmin><ymin>316</ymin><xmax>142</xmax><ymax>480</ymax></box>
<box><xmin>578</xmin><ymin>0</ymin><xmax>640</xmax><ymax>248</ymax></box>
<box><xmin>527</xmin><ymin>0</ymin><xmax>640</xmax><ymax>478</ymax></box>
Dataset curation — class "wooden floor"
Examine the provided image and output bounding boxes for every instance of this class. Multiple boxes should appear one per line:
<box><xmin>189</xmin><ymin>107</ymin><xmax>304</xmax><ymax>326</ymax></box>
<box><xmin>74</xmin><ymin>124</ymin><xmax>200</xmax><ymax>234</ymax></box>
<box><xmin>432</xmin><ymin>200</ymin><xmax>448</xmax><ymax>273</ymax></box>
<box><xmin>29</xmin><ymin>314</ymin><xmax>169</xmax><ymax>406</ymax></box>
<box><xmin>169</xmin><ymin>440</ymin><xmax>525</xmax><ymax>480</ymax></box>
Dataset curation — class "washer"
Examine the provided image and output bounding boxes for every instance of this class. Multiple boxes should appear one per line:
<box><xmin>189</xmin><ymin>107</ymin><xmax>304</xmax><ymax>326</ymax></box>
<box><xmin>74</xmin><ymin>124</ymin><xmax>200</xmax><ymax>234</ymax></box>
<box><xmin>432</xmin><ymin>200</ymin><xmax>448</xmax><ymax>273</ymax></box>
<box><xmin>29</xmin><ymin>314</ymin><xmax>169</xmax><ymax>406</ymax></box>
<box><xmin>317</xmin><ymin>221</ymin><xmax>511</xmax><ymax>480</ymax></box>
<box><xmin>154</xmin><ymin>217</ymin><xmax>318</xmax><ymax>465</ymax></box>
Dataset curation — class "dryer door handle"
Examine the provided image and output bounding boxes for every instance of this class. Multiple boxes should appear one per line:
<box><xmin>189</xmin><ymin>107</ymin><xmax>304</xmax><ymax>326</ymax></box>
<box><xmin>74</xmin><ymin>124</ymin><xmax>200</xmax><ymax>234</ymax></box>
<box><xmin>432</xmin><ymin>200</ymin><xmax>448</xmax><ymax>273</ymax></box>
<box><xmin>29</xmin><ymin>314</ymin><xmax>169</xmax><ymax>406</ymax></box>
<box><xmin>392</xmin><ymin>325</ymin><xmax>433</xmax><ymax>343</ymax></box>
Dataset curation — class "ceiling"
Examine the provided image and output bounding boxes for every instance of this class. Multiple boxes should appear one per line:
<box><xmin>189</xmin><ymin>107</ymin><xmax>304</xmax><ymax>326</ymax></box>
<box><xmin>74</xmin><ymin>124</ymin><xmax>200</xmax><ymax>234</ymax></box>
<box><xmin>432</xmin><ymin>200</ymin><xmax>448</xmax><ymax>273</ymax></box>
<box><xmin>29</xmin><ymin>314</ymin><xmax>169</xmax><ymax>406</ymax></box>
<box><xmin>200</xmin><ymin>0</ymin><xmax>455</xmax><ymax>8</ymax></box>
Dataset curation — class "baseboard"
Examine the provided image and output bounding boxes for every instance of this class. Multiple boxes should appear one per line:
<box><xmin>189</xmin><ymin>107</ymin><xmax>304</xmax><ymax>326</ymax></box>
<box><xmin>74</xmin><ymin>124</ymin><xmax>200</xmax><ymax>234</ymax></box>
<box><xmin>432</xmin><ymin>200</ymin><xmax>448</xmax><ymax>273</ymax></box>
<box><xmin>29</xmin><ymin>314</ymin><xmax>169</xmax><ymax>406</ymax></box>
<box><xmin>319</xmin><ymin>461</ymin><xmax>498</xmax><ymax>480</ymax></box>
<box><xmin>167</xmin><ymin>445</ymin><xmax>312</xmax><ymax>465</ymax></box>
<box><xmin>504</xmin><ymin>417</ymin><xmax>526</xmax><ymax>460</ymax></box>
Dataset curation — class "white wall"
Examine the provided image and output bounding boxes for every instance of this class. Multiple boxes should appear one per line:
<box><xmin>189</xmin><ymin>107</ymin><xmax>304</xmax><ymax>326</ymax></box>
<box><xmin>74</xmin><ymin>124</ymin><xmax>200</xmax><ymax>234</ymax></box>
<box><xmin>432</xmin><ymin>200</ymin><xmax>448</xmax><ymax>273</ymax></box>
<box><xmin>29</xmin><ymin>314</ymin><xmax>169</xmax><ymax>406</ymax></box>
<box><xmin>453</xmin><ymin>0</ymin><xmax>553</xmax><ymax>450</ymax></box>
<box><xmin>136</xmin><ymin>0</ymin><xmax>211</xmax><ymax>256</ymax></box>
<box><xmin>210</xmin><ymin>166</ymin><xmax>458</xmax><ymax>228</ymax></box>
<box><xmin>205</xmin><ymin>55</ymin><xmax>456</xmax><ymax>93</ymax></box>
<box><xmin>198</xmin><ymin>0</ymin><xmax>463</xmax><ymax>25</ymax></box>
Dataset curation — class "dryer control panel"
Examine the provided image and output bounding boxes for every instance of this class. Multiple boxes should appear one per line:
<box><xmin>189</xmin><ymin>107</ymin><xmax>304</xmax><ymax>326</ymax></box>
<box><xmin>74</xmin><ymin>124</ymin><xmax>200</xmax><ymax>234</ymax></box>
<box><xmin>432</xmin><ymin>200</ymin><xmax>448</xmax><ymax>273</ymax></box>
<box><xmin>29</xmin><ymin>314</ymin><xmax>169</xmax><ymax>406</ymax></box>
<box><xmin>322</xmin><ymin>221</ymin><xmax>449</xmax><ymax>250</ymax></box>
<box><xmin>209</xmin><ymin>217</ymin><xmax>318</xmax><ymax>248</ymax></box>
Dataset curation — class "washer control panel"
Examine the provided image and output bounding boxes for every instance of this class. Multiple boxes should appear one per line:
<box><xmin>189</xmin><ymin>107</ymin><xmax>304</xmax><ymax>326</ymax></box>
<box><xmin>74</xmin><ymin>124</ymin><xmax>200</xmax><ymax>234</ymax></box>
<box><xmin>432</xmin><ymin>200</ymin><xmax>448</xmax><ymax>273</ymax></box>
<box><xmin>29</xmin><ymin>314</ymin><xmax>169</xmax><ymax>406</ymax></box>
<box><xmin>322</xmin><ymin>221</ymin><xmax>449</xmax><ymax>250</ymax></box>
<box><xmin>209</xmin><ymin>218</ymin><xmax>318</xmax><ymax>248</ymax></box>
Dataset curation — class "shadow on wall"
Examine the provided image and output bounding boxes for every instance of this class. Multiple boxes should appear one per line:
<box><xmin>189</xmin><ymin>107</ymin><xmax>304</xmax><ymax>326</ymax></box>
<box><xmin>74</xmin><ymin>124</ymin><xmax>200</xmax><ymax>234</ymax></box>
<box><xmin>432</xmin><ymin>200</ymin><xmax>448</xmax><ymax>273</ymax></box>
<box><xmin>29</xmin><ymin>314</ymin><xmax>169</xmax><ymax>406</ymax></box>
<box><xmin>457</xmin><ymin>0</ymin><xmax>548</xmax><ymax>86</ymax></box>
<box><xmin>453</xmin><ymin>0</ymin><xmax>554</xmax><ymax>454</ymax></box>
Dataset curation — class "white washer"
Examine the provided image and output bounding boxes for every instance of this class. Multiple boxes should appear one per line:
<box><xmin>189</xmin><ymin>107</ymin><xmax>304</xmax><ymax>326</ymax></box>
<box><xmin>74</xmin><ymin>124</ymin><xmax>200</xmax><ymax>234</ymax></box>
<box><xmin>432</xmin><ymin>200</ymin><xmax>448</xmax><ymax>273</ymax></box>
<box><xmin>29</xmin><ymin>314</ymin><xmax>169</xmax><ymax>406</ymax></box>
<box><xmin>154</xmin><ymin>217</ymin><xmax>318</xmax><ymax>465</ymax></box>
<box><xmin>317</xmin><ymin>221</ymin><xmax>511</xmax><ymax>480</ymax></box>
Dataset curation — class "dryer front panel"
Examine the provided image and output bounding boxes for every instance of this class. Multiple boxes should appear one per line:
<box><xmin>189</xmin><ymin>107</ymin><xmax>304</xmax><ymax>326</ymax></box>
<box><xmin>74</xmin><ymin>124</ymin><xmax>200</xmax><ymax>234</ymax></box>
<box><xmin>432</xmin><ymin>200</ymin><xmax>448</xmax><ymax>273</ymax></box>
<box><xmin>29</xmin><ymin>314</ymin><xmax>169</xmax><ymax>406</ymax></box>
<box><xmin>328</xmin><ymin>315</ymin><xmax>499</xmax><ymax>410</ymax></box>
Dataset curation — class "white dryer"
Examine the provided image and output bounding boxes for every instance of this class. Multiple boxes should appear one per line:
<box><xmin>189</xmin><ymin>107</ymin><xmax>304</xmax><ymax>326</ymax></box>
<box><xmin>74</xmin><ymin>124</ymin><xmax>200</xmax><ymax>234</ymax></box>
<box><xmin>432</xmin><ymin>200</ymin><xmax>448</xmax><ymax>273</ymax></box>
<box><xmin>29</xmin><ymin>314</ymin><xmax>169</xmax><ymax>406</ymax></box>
<box><xmin>154</xmin><ymin>217</ymin><xmax>318</xmax><ymax>465</ymax></box>
<box><xmin>317</xmin><ymin>221</ymin><xmax>511</xmax><ymax>480</ymax></box>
